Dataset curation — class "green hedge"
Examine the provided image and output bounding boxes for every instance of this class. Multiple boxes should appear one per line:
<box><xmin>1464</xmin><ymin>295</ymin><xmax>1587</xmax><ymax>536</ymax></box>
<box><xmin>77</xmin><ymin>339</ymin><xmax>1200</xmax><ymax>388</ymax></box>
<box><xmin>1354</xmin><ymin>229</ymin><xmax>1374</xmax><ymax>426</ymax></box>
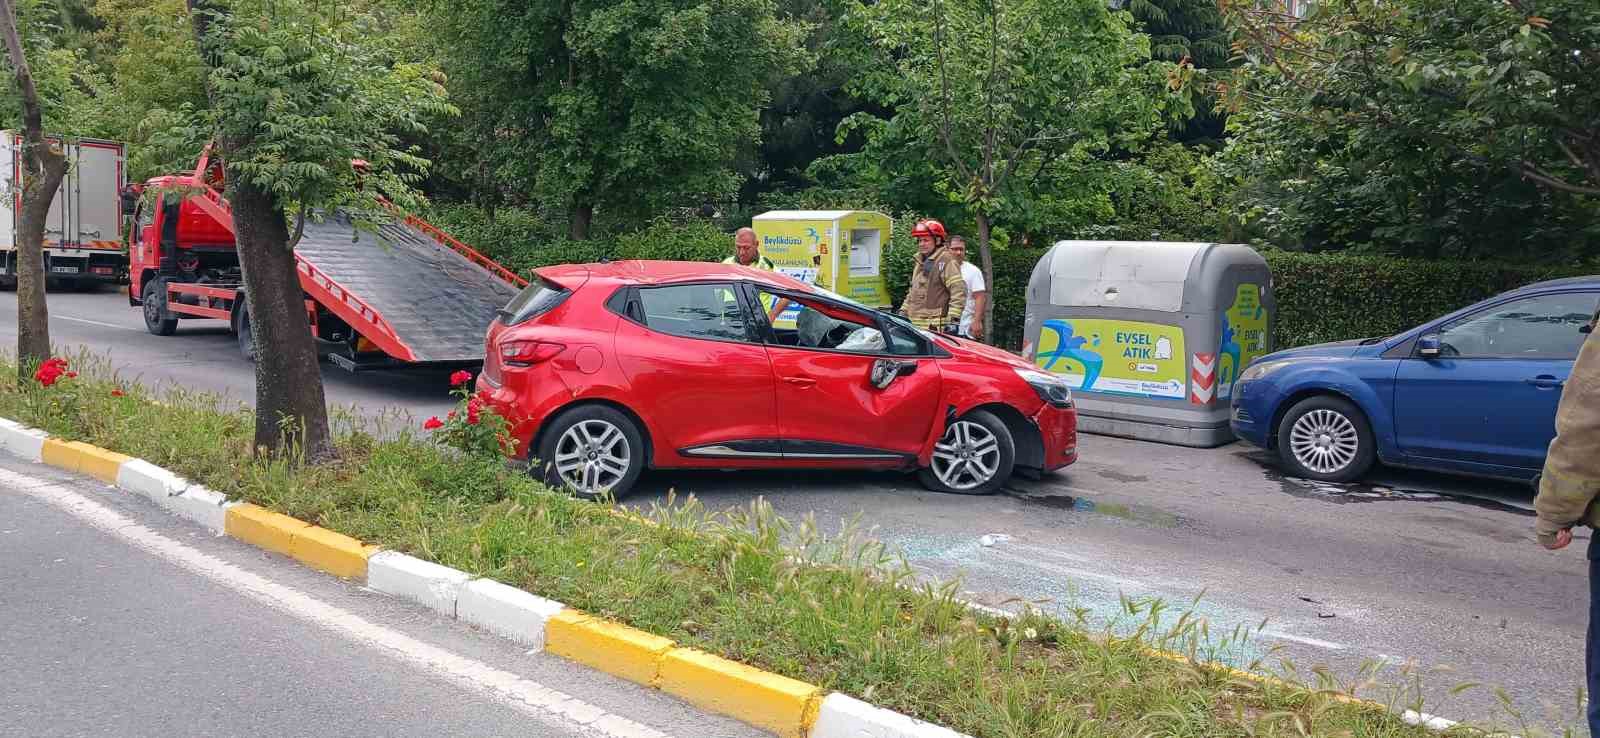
<box><xmin>422</xmin><ymin>204</ymin><xmax>1594</xmax><ymax>352</ymax></box>
<box><xmin>1262</xmin><ymin>252</ymin><xmax>1590</xmax><ymax>348</ymax></box>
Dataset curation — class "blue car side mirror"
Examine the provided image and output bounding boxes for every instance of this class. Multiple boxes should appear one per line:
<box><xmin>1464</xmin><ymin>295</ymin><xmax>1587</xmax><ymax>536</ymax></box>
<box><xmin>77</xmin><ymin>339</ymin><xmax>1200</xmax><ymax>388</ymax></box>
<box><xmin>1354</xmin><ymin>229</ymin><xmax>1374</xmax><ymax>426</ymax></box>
<box><xmin>1417</xmin><ymin>334</ymin><xmax>1443</xmax><ymax>359</ymax></box>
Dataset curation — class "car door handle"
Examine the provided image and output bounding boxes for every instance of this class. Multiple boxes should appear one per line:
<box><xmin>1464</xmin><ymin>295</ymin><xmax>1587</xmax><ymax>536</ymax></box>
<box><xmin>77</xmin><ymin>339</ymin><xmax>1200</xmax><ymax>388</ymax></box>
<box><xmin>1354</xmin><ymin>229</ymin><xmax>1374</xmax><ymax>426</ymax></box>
<box><xmin>782</xmin><ymin>376</ymin><xmax>816</xmax><ymax>388</ymax></box>
<box><xmin>1526</xmin><ymin>375</ymin><xmax>1565</xmax><ymax>389</ymax></box>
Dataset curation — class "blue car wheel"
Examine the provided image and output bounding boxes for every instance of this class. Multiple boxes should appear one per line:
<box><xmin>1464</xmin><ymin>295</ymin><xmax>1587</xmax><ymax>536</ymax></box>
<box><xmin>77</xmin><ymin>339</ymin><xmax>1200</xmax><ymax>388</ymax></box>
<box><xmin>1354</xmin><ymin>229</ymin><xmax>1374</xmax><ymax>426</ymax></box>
<box><xmin>1276</xmin><ymin>395</ymin><xmax>1376</xmax><ymax>482</ymax></box>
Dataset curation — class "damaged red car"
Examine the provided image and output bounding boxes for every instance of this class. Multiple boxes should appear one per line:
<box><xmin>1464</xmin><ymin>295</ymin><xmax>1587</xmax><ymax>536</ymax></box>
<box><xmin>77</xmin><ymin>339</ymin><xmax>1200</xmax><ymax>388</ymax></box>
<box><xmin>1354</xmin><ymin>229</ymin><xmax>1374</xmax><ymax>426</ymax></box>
<box><xmin>476</xmin><ymin>261</ymin><xmax>1077</xmax><ymax>499</ymax></box>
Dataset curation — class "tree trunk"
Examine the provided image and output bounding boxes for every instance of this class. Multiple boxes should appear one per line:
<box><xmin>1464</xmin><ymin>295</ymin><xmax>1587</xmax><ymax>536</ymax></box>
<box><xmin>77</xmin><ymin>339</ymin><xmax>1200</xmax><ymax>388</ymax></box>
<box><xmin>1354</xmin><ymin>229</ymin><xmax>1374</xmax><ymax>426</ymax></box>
<box><xmin>187</xmin><ymin>0</ymin><xmax>331</xmax><ymax>460</ymax></box>
<box><xmin>975</xmin><ymin>211</ymin><xmax>996</xmax><ymax>345</ymax></box>
<box><xmin>230</xmin><ymin>178</ymin><xmax>333</xmax><ymax>460</ymax></box>
<box><xmin>569</xmin><ymin>202</ymin><xmax>594</xmax><ymax>241</ymax></box>
<box><xmin>0</xmin><ymin>0</ymin><xmax>66</xmax><ymax>379</ymax></box>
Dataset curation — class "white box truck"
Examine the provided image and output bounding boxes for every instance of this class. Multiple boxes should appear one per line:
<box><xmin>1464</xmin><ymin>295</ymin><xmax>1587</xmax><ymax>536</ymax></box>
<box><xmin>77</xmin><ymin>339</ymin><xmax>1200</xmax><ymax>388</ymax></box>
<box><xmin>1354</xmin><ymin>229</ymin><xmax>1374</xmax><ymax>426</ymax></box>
<box><xmin>0</xmin><ymin>132</ymin><xmax>128</xmax><ymax>289</ymax></box>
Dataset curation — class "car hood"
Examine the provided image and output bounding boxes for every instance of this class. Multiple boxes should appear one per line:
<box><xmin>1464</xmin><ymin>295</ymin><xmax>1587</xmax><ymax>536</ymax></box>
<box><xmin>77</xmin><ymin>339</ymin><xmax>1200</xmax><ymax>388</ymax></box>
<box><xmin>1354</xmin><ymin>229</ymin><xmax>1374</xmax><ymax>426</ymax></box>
<box><xmin>935</xmin><ymin>334</ymin><xmax>1035</xmax><ymax>369</ymax></box>
<box><xmin>1257</xmin><ymin>338</ymin><xmax>1375</xmax><ymax>363</ymax></box>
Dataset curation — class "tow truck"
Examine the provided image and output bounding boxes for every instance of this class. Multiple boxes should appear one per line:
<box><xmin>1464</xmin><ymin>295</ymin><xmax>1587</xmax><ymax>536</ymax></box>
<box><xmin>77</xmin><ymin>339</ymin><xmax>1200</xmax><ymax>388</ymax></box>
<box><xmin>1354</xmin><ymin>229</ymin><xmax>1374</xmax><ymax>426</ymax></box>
<box><xmin>126</xmin><ymin>150</ymin><xmax>525</xmax><ymax>371</ymax></box>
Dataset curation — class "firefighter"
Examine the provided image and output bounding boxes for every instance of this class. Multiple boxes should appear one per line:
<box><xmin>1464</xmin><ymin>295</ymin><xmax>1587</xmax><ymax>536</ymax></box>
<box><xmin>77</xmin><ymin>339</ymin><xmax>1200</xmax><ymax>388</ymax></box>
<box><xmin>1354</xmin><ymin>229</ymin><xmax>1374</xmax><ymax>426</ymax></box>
<box><xmin>898</xmin><ymin>219</ymin><xmax>967</xmax><ymax>331</ymax></box>
<box><xmin>1533</xmin><ymin>301</ymin><xmax>1600</xmax><ymax>737</ymax></box>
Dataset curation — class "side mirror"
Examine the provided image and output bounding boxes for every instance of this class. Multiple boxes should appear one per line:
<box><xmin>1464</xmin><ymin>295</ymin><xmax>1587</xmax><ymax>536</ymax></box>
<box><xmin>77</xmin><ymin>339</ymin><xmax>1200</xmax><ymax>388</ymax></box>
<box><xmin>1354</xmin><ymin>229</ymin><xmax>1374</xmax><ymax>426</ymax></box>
<box><xmin>870</xmin><ymin>359</ymin><xmax>915</xmax><ymax>389</ymax></box>
<box><xmin>1417</xmin><ymin>334</ymin><xmax>1443</xmax><ymax>359</ymax></box>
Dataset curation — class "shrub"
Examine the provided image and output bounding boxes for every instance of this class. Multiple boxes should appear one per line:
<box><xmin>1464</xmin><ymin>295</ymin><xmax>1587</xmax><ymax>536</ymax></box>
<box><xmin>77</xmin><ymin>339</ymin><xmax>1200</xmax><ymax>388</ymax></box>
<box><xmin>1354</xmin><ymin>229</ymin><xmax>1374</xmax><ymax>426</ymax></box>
<box><xmin>424</xmin><ymin>203</ymin><xmax>1595</xmax><ymax>352</ymax></box>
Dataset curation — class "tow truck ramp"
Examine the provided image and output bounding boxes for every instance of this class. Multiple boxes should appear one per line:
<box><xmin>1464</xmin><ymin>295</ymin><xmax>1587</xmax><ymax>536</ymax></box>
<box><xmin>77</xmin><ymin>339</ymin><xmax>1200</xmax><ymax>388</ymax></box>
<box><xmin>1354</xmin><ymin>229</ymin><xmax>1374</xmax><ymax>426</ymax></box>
<box><xmin>294</xmin><ymin>211</ymin><xmax>523</xmax><ymax>368</ymax></box>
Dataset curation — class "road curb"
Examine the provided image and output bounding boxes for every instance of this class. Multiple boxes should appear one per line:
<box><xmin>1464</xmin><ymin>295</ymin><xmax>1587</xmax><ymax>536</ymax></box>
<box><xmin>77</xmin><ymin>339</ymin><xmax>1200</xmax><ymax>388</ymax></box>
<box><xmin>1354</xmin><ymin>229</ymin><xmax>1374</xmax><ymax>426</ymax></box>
<box><xmin>659</xmin><ymin>647</ymin><xmax>822</xmax><ymax>738</ymax></box>
<box><xmin>368</xmin><ymin>550</ymin><xmax>471</xmax><ymax>618</ymax></box>
<box><xmin>456</xmin><ymin>577</ymin><xmax>564</xmax><ymax>648</ymax></box>
<box><xmin>547</xmin><ymin>608</ymin><xmax>677</xmax><ymax>687</ymax></box>
<box><xmin>11</xmin><ymin>418</ymin><xmax>969</xmax><ymax>738</ymax></box>
<box><xmin>41</xmin><ymin>439</ymin><xmax>130</xmax><ymax>482</ymax></box>
<box><xmin>0</xmin><ymin>418</ymin><xmax>47</xmax><ymax>461</ymax></box>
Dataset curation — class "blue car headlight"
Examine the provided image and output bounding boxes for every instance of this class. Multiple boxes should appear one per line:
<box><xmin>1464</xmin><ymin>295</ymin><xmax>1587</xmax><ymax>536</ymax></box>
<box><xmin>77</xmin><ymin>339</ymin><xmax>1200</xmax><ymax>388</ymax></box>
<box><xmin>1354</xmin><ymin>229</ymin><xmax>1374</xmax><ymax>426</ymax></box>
<box><xmin>1238</xmin><ymin>360</ymin><xmax>1291</xmax><ymax>384</ymax></box>
<box><xmin>1014</xmin><ymin>367</ymin><xmax>1074</xmax><ymax>409</ymax></box>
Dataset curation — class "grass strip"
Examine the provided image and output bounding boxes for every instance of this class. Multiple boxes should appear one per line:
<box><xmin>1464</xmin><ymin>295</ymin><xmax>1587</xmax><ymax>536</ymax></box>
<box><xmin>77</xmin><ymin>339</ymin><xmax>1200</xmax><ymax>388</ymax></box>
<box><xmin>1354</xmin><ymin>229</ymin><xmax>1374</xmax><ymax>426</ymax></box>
<box><xmin>1</xmin><ymin>352</ymin><xmax>1499</xmax><ymax>737</ymax></box>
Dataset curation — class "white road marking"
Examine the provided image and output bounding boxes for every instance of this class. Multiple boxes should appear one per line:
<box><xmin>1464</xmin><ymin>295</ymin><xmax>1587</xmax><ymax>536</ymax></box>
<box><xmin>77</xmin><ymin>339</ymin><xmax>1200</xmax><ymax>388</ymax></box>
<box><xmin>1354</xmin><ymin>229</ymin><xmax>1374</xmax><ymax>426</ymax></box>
<box><xmin>55</xmin><ymin>314</ymin><xmax>139</xmax><ymax>331</ymax></box>
<box><xmin>6</xmin><ymin>468</ymin><xmax>671</xmax><ymax>738</ymax></box>
<box><xmin>1259</xmin><ymin>631</ymin><xmax>1348</xmax><ymax>651</ymax></box>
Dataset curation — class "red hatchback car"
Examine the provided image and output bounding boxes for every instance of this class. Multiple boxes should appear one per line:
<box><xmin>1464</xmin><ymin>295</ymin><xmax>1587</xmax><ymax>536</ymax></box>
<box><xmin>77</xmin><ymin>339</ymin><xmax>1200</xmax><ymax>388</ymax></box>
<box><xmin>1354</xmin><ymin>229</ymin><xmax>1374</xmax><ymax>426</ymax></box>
<box><xmin>476</xmin><ymin>261</ymin><xmax>1078</xmax><ymax>499</ymax></box>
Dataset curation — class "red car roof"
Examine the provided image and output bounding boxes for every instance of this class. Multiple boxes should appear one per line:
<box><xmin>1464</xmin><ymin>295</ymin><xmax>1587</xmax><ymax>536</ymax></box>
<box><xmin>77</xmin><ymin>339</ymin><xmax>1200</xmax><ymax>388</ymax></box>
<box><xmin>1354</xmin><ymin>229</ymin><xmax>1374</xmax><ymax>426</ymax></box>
<box><xmin>535</xmin><ymin>260</ymin><xmax>813</xmax><ymax>291</ymax></box>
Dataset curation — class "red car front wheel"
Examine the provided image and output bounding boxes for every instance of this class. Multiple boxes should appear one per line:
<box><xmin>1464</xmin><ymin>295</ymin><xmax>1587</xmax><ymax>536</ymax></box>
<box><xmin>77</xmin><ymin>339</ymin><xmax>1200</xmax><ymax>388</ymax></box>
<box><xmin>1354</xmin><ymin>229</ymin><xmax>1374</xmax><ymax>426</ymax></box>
<box><xmin>918</xmin><ymin>409</ymin><xmax>1015</xmax><ymax>495</ymax></box>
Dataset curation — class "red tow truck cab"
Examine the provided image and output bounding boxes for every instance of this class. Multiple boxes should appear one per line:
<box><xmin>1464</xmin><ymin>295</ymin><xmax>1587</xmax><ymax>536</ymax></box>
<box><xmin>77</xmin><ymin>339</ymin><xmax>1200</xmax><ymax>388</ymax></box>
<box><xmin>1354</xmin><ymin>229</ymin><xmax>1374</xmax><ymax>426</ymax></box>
<box><xmin>126</xmin><ymin>150</ymin><xmax>525</xmax><ymax>371</ymax></box>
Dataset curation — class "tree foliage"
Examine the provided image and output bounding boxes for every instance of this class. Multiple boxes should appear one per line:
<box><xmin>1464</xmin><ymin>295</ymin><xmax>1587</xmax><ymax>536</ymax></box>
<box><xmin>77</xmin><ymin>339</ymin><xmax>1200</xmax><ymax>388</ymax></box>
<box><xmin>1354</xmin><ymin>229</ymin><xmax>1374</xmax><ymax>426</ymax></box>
<box><xmin>1220</xmin><ymin>0</ymin><xmax>1600</xmax><ymax>259</ymax></box>
<box><xmin>836</xmin><ymin>0</ymin><xmax>1182</xmax><ymax>334</ymax></box>
<box><xmin>427</xmin><ymin>0</ymin><xmax>809</xmax><ymax>239</ymax></box>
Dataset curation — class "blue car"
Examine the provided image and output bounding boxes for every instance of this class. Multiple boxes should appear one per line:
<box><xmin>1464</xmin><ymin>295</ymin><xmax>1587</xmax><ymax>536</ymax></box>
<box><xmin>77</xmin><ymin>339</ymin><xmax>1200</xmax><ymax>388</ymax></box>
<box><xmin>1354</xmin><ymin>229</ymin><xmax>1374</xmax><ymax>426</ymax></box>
<box><xmin>1231</xmin><ymin>277</ymin><xmax>1600</xmax><ymax>483</ymax></box>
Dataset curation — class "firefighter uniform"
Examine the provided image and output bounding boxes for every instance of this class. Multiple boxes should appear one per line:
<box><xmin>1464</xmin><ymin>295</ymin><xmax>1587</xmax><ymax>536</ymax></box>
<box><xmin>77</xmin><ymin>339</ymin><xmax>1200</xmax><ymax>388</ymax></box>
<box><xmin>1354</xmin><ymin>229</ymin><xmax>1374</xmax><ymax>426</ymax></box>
<box><xmin>899</xmin><ymin>246</ymin><xmax>968</xmax><ymax>330</ymax></box>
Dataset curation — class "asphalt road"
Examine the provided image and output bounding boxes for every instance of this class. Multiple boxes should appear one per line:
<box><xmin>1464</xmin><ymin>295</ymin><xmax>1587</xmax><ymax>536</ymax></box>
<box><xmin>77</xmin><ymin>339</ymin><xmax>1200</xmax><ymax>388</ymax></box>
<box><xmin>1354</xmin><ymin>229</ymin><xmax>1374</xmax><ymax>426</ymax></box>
<box><xmin>0</xmin><ymin>455</ymin><xmax>765</xmax><ymax>738</ymax></box>
<box><xmin>1</xmin><ymin>288</ymin><xmax>1590</xmax><ymax>733</ymax></box>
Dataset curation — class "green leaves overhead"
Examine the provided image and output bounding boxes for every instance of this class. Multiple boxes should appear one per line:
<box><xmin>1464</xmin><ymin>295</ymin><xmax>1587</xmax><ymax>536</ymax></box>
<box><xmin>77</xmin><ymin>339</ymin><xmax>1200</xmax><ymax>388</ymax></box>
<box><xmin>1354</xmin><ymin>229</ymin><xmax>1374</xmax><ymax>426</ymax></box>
<box><xmin>429</xmin><ymin>0</ymin><xmax>809</xmax><ymax>235</ymax></box>
<box><xmin>185</xmin><ymin>0</ymin><xmax>453</xmax><ymax>218</ymax></box>
<box><xmin>1219</xmin><ymin>0</ymin><xmax>1600</xmax><ymax>259</ymax></box>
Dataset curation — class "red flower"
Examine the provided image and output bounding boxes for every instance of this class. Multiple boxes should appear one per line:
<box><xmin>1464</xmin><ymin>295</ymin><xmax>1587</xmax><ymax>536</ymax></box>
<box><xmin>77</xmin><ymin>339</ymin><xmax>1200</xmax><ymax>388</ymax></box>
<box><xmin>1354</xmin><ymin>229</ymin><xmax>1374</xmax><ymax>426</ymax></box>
<box><xmin>65</xmin><ymin>371</ymin><xmax>77</xmax><ymax>379</ymax></box>
<box><xmin>111</xmin><ymin>389</ymin><xmax>125</xmax><ymax>397</ymax></box>
<box><xmin>423</xmin><ymin>416</ymin><xmax>444</xmax><ymax>430</ymax></box>
<box><xmin>447</xmin><ymin>410</ymin><xmax>458</xmax><ymax>420</ymax></box>
<box><xmin>450</xmin><ymin>369</ymin><xmax>473</xmax><ymax>387</ymax></box>
<box><xmin>34</xmin><ymin>360</ymin><xmax>65</xmax><ymax>386</ymax></box>
<box><xmin>466</xmin><ymin>397</ymin><xmax>482</xmax><ymax>425</ymax></box>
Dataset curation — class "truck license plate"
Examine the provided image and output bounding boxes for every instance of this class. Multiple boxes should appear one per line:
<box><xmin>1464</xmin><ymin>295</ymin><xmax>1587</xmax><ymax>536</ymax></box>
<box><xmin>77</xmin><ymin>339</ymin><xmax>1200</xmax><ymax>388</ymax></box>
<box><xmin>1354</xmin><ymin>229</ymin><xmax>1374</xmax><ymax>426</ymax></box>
<box><xmin>50</xmin><ymin>266</ymin><xmax>79</xmax><ymax>274</ymax></box>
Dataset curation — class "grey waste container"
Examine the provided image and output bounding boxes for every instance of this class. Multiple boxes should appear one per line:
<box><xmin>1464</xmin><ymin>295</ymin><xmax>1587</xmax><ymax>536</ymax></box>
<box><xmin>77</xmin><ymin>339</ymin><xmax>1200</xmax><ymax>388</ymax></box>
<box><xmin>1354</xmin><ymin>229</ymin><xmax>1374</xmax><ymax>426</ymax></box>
<box><xmin>1021</xmin><ymin>240</ymin><xmax>1274</xmax><ymax>447</ymax></box>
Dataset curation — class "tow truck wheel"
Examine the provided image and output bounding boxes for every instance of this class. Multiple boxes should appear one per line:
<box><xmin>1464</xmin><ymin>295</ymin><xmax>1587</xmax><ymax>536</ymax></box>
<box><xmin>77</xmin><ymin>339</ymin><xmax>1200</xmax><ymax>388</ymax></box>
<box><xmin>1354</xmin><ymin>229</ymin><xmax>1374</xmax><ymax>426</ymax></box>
<box><xmin>141</xmin><ymin>278</ymin><xmax>178</xmax><ymax>336</ymax></box>
<box><xmin>235</xmin><ymin>303</ymin><xmax>256</xmax><ymax>363</ymax></box>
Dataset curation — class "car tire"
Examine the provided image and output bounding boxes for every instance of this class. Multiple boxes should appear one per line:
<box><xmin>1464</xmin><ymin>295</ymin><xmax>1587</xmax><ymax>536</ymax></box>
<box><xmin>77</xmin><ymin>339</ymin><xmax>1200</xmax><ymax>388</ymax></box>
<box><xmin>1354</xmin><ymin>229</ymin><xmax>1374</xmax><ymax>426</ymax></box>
<box><xmin>234</xmin><ymin>302</ymin><xmax>257</xmax><ymax>363</ymax></box>
<box><xmin>917</xmin><ymin>409</ymin><xmax>1016</xmax><ymax>495</ymax></box>
<box><xmin>141</xmin><ymin>278</ymin><xmax>178</xmax><ymax>336</ymax></box>
<box><xmin>534</xmin><ymin>404</ymin><xmax>646</xmax><ymax>501</ymax></box>
<box><xmin>1276</xmin><ymin>395</ymin><xmax>1375</xmax><ymax>482</ymax></box>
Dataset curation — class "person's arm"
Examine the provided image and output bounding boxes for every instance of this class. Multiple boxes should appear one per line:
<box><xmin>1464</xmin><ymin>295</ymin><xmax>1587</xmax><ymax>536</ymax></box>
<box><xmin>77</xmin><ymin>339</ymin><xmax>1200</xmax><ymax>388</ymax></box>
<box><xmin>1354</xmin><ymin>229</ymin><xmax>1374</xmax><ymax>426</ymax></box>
<box><xmin>768</xmin><ymin>297</ymin><xmax>792</xmax><ymax>321</ymax></box>
<box><xmin>971</xmin><ymin>289</ymin><xmax>989</xmax><ymax>340</ymax></box>
<box><xmin>942</xmin><ymin>259</ymin><xmax>967</xmax><ymax>324</ymax></box>
<box><xmin>1534</xmin><ymin>337</ymin><xmax>1600</xmax><ymax>549</ymax></box>
<box><xmin>967</xmin><ymin>267</ymin><xmax>988</xmax><ymax>339</ymax></box>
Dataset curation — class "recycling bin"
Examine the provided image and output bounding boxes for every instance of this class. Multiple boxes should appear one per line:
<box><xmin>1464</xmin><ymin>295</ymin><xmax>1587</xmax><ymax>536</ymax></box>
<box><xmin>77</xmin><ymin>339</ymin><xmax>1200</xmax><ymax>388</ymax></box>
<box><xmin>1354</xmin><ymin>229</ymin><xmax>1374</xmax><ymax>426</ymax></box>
<box><xmin>1021</xmin><ymin>240</ymin><xmax>1274</xmax><ymax>447</ymax></box>
<box><xmin>751</xmin><ymin>210</ymin><xmax>894</xmax><ymax>307</ymax></box>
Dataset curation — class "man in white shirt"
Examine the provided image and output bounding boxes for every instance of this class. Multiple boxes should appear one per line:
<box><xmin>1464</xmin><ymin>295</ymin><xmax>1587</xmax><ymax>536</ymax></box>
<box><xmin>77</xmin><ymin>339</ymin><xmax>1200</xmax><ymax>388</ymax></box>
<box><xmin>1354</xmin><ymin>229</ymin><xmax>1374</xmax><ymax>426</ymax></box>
<box><xmin>947</xmin><ymin>236</ymin><xmax>988</xmax><ymax>341</ymax></box>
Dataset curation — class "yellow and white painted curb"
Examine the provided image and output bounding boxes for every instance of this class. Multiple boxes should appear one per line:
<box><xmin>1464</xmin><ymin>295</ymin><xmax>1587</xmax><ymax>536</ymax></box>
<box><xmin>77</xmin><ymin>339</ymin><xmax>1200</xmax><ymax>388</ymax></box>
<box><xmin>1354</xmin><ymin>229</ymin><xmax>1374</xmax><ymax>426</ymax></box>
<box><xmin>0</xmin><ymin>416</ymin><xmax>968</xmax><ymax>738</ymax></box>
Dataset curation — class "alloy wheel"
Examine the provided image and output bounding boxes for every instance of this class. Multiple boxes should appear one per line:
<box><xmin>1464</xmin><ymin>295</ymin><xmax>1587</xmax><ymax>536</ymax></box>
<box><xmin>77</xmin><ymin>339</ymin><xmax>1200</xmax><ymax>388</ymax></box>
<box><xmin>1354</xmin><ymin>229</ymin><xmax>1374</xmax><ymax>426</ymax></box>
<box><xmin>1288</xmin><ymin>408</ymin><xmax>1360</xmax><ymax>475</ymax></box>
<box><xmin>930</xmin><ymin>420</ymin><xmax>1001</xmax><ymax>491</ymax></box>
<box><xmin>552</xmin><ymin>419</ymin><xmax>631</xmax><ymax>495</ymax></box>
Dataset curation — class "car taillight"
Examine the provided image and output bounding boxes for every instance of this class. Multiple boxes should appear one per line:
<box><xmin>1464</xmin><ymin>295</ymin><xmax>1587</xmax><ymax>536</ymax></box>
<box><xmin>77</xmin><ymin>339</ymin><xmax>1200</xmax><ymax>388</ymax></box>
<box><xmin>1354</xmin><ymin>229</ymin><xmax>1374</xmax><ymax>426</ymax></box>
<box><xmin>500</xmin><ymin>340</ymin><xmax>564</xmax><ymax>367</ymax></box>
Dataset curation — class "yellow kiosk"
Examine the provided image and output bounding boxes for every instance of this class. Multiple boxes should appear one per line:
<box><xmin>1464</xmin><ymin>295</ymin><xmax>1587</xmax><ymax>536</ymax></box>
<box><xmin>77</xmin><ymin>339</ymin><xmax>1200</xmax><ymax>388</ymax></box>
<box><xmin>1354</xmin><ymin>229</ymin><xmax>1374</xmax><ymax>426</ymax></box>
<box><xmin>750</xmin><ymin>210</ymin><xmax>894</xmax><ymax>307</ymax></box>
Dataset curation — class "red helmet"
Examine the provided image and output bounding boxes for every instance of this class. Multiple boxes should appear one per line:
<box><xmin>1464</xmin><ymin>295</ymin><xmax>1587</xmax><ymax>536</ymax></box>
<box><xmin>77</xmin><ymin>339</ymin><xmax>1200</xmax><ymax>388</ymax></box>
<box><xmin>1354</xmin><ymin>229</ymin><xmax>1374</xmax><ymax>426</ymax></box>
<box><xmin>911</xmin><ymin>219</ymin><xmax>947</xmax><ymax>240</ymax></box>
